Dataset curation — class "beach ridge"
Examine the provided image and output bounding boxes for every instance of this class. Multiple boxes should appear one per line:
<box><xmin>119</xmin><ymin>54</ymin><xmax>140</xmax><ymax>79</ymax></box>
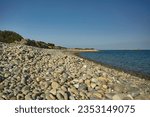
<box><xmin>0</xmin><ymin>42</ymin><xmax>150</xmax><ymax>100</ymax></box>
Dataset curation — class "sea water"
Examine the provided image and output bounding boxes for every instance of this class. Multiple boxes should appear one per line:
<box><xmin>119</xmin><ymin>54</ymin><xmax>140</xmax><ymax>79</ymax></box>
<box><xmin>80</xmin><ymin>50</ymin><xmax>150</xmax><ymax>78</ymax></box>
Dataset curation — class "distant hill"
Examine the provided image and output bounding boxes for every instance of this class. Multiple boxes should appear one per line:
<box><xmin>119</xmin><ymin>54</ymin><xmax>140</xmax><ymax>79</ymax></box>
<box><xmin>0</xmin><ymin>30</ymin><xmax>66</xmax><ymax>49</ymax></box>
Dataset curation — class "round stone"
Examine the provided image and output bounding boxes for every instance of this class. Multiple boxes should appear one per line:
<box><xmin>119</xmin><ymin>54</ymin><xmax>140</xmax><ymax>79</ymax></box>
<box><xmin>85</xmin><ymin>80</ymin><xmax>91</xmax><ymax>85</ymax></box>
<box><xmin>51</xmin><ymin>81</ymin><xmax>60</xmax><ymax>89</ymax></box>
<box><xmin>21</xmin><ymin>86</ymin><xmax>30</xmax><ymax>95</ymax></box>
<box><xmin>69</xmin><ymin>95</ymin><xmax>75</xmax><ymax>100</ymax></box>
<box><xmin>25</xmin><ymin>94</ymin><xmax>32</xmax><ymax>100</ymax></box>
<box><xmin>63</xmin><ymin>92</ymin><xmax>68</xmax><ymax>100</ymax></box>
<box><xmin>90</xmin><ymin>83</ymin><xmax>96</xmax><ymax>88</ymax></box>
<box><xmin>17</xmin><ymin>94</ymin><xmax>25</xmax><ymax>100</ymax></box>
<box><xmin>49</xmin><ymin>94</ymin><xmax>56</xmax><ymax>100</ymax></box>
<box><xmin>114</xmin><ymin>84</ymin><xmax>125</xmax><ymax>93</ymax></box>
<box><xmin>112</xmin><ymin>94</ymin><xmax>122</xmax><ymax>100</ymax></box>
<box><xmin>45</xmin><ymin>93</ymin><xmax>52</xmax><ymax>100</ymax></box>
<box><xmin>4</xmin><ymin>72</ymin><xmax>10</xmax><ymax>78</ymax></box>
<box><xmin>32</xmin><ymin>93</ymin><xmax>40</xmax><ymax>100</ymax></box>
<box><xmin>40</xmin><ymin>81</ymin><xmax>49</xmax><ymax>89</ymax></box>
<box><xmin>10</xmin><ymin>97</ymin><xmax>17</xmax><ymax>100</ymax></box>
<box><xmin>74</xmin><ymin>83</ymin><xmax>79</xmax><ymax>88</ymax></box>
<box><xmin>91</xmin><ymin>78</ymin><xmax>98</xmax><ymax>83</ymax></box>
<box><xmin>61</xmin><ymin>86</ymin><xmax>68</xmax><ymax>92</ymax></box>
<box><xmin>93</xmin><ymin>93</ymin><xmax>102</xmax><ymax>99</ymax></box>
<box><xmin>36</xmin><ymin>77</ymin><xmax>43</xmax><ymax>82</ymax></box>
<box><xmin>102</xmin><ymin>85</ymin><xmax>108</xmax><ymax>89</ymax></box>
<box><xmin>50</xmin><ymin>89</ymin><xmax>57</xmax><ymax>95</ymax></box>
<box><xmin>56</xmin><ymin>93</ymin><xmax>64</xmax><ymax>100</ymax></box>
<box><xmin>69</xmin><ymin>87</ymin><xmax>78</xmax><ymax>95</ymax></box>
<box><xmin>60</xmin><ymin>77</ymin><xmax>67</xmax><ymax>84</ymax></box>
<box><xmin>78</xmin><ymin>83</ymin><xmax>88</xmax><ymax>91</ymax></box>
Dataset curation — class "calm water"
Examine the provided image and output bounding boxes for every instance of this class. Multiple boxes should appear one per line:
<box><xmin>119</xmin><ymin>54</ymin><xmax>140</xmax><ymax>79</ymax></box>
<box><xmin>80</xmin><ymin>50</ymin><xmax>150</xmax><ymax>78</ymax></box>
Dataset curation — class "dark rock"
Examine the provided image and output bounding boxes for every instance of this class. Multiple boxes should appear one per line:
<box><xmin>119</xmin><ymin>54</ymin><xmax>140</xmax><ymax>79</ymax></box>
<box><xmin>78</xmin><ymin>83</ymin><xmax>88</xmax><ymax>91</ymax></box>
<box><xmin>0</xmin><ymin>76</ymin><xmax>5</xmax><ymax>82</ymax></box>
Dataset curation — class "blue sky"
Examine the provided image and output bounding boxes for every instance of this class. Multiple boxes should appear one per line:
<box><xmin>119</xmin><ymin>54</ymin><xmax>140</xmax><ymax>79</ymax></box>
<box><xmin>0</xmin><ymin>0</ymin><xmax>150</xmax><ymax>49</ymax></box>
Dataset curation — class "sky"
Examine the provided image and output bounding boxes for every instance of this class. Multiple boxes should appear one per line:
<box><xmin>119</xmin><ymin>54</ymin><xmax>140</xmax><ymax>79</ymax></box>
<box><xmin>0</xmin><ymin>0</ymin><xmax>150</xmax><ymax>49</ymax></box>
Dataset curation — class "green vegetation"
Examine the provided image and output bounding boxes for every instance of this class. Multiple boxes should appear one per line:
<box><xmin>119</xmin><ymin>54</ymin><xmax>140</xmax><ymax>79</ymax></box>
<box><xmin>25</xmin><ymin>39</ymin><xmax>55</xmax><ymax>49</ymax></box>
<box><xmin>0</xmin><ymin>30</ymin><xmax>66</xmax><ymax>49</ymax></box>
<box><xmin>0</xmin><ymin>30</ymin><xmax>23</xmax><ymax>43</ymax></box>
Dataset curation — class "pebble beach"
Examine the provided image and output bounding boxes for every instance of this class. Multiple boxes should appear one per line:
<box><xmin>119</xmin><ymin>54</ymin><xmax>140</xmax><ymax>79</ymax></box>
<box><xmin>0</xmin><ymin>42</ymin><xmax>150</xmax><ymax>100</ymax></box>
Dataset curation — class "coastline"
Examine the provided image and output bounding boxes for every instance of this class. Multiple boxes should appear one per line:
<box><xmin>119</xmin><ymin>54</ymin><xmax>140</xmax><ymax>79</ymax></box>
<box><xmin>65</xmin><ymin>48</ymin><xmax>98</xmax><ymax>53</ymax></box>
<box><xmin>74</xmin><ymin>51</ymin><xmax>150</xmax><ymax>80</ymax></box>
<box><xmin>0</xmin><ymin>42</ymin><xmax>150</xmax><ymax>100</ymax></box>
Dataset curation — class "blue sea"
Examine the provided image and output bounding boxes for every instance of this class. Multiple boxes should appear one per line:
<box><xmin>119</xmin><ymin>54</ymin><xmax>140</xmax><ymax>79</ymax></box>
<box><xmin>80</xmin><ymin>50</ymin><xmax>150</xmax><ymax>79</ymax></box>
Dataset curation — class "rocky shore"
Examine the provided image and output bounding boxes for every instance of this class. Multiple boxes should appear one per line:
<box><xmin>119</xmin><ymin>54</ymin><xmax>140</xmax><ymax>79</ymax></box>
<box><xmin>0</xmin><ymin>42</ymin><xmax>150</xmax><ymax>100</ymax></box>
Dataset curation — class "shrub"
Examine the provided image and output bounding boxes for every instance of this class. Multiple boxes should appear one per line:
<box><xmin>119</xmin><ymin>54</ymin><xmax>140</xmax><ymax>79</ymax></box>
<box><xmin>0</xmin><ymin>30</ymin><xmax>65</xmax><ymax>49</ymax></box>
<box><xmin>0</xmin><ymin>30</ymin><xmax>23</xmax><ymax>43</ymax></box>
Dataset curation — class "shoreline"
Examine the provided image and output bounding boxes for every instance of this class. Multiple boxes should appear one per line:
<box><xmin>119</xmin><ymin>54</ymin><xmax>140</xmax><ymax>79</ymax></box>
<box><xmin>66</xmin><ymin>49</ymin><xmax>98</xmax><ymax>52</ymax></box>
<box><xmin>73</xmin><ymin>51</ymin><xmax>150</xmax><ymax>80</ymax></box>
<box><xmin>0</xmin><ymin>42</ymin><xmax>150</xmax><ymax>100</ymax></box>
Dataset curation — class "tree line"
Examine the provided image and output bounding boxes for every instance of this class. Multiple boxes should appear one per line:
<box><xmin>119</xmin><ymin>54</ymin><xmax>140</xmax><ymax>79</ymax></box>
<box><xmin>0</xmin><ymin>30</ymin><xmax>66</xmax><ymax>49</ymax></box>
